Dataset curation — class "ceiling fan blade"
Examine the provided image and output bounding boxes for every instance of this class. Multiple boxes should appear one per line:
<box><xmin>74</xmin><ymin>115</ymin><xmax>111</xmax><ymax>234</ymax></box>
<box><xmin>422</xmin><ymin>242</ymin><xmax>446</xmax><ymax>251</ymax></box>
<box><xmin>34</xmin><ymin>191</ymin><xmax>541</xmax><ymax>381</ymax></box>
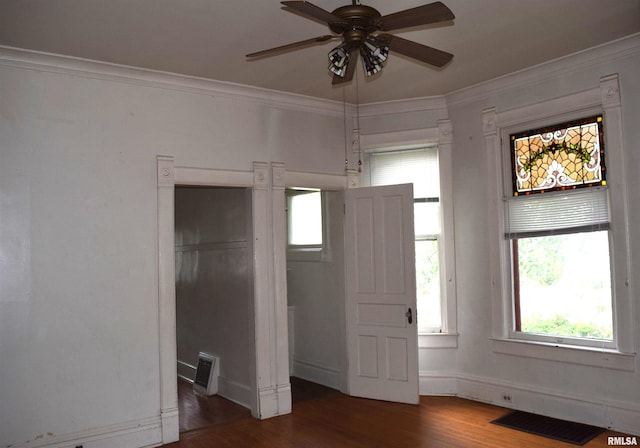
<box><xmin>246</xmin><ymin>35</ymin><xmax>335</xmax><ymax>58</ymax></box>
<box><xmin>378</xmin><ymin>34</ymin><xmax>453</xmax><ymax>67</ymax></box>
<box><xmin>281</xmin><ymin>1</ymin><xmax>344</xmax><ymax>26</ymax></box>
<box><xmin>380</xmin><ymin>2</ymin><xmax>454</xmax><ymax>31</ymax></box>
<box><xmin>332</xmin><ymin>48</ymin><xmax>358</xmax><ymax>85</ymax></box>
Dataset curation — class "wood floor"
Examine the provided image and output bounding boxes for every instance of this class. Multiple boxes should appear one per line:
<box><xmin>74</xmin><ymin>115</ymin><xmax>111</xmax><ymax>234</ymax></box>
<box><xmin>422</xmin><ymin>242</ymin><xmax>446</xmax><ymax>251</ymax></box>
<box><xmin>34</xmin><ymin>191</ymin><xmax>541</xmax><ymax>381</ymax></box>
<box><xmin>170</xmin><ymin>377</ymin><xmax>632</xmax><ymax>448</ymax></box>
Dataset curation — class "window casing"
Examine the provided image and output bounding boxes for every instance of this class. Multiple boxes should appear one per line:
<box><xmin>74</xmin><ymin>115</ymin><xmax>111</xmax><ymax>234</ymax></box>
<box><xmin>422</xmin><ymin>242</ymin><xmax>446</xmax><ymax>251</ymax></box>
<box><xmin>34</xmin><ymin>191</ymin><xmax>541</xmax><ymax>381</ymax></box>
<box><xmin>484</xmin><ymin>75</ymin><xmax>634</xmax><ymax>369</ymax></box>
<box><xmin>367</xmin><ymin>147</ymin><xmax>443</xmax><ymax>333</ymax></box>
<box><xmin>505</xmin><ymin>115</ymin><xmax>614</xmax><ymax>348</ymax></box>
<box><xmin>360</xmin><ymin>122</ymin><xmax>458</xmax><ymax>348</ymax></box>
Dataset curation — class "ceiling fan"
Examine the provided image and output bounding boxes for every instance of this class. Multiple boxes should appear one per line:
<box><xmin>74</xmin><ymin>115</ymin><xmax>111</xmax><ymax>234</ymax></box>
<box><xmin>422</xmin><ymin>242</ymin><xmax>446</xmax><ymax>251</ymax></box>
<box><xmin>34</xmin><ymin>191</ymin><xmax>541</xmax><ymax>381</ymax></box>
<box><xmin>246</xmin><ymin>0</ymin><xmax>455</xmax><ymax>85</ymax></box>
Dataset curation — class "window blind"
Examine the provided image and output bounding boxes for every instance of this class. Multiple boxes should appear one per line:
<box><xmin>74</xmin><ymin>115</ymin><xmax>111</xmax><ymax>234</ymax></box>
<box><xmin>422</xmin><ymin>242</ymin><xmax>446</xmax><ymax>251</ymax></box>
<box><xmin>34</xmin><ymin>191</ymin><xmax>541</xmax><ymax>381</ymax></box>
<box><xmin>368</xmin><ymin>147</ymin><xmax>439</xmax><ymax>199</ymax></box>
<box><xmin>505</xmin><ymin>188</ymin><xmax>609</xmax><ymax>239</ymax></box>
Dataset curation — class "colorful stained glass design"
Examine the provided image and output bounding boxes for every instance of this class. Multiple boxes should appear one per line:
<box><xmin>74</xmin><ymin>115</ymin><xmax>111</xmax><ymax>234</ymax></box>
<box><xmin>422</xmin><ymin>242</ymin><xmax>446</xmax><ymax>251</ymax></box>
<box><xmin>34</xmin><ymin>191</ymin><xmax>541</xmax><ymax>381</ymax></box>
<box><xmin>510</xmin><ymin>115</ymin><xmax>606</xmax><ymax>195</ymax></box>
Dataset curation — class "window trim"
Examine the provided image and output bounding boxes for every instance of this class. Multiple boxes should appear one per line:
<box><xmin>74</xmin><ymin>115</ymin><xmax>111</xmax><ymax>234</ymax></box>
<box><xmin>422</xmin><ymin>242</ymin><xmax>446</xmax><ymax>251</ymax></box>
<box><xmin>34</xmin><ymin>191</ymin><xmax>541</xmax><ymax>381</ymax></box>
<box><xmin>483</xmin><ymin>74</ymin><xmax>635</xmax><ymax>366</ymax></box>
<box><xmin>360</xmin><ymin>122</ymin><xmax>458</xmax><ymax>347</ymax></box>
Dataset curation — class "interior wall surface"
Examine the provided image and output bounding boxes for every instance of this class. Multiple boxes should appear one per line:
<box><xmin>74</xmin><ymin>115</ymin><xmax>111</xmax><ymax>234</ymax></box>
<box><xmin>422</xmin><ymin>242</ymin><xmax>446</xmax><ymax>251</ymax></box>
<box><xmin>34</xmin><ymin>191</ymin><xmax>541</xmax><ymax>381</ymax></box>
<box><xmin>444</xmin><ymin>36</ymin><xmax>640</xmax><ymax>431</ymax></box>
<box><xmin>175</xmin><ymin>187</ymin><xmax>254</xmax><ymax>407</ymax></box>
<box><xmin>286</xmin><ymin>190</ymin><xmax>345</xmax><ymax>390</ymax></box>
<box><xmin>0</xmin><ymin>52</ymin><xmax>349</xmax><ymax>448</ymax></box>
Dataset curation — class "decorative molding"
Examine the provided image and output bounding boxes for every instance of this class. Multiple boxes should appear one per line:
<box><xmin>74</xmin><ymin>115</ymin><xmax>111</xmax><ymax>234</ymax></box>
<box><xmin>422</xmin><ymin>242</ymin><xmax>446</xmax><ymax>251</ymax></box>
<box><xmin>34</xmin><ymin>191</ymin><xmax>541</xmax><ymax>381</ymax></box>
<box><xmin>177</xmin><ymin>360</ymin><xmax>196</xmax><ymax>383</ymax></box>
<box><xmin>218</xmin><ymin>376</ymin><xmax>253</xmax><ymax>409</ymax></box>
<box><xmin>437</xmin><ymin>119</ymin><xmax>453</xmax><ymax>144</ymax></box>
<box><xmin>157</xmin><ymin>155</ymin><xmax>175</xmax><ymax>188</ymax></box>
<box><xmin>174</xmin><ymin>166</ymin><xmax>253</xmax><ymax>187</ymax></box>
<box><xmin>358</xmin><ymin>95</ymin><xmax>448</xmax><ymax>116</ymax></box>
<box><xmin>446</xmin><ymin>33</ymin><xmax>640</xmax><ymax>106</ymax></box>
<box><xmin>419</xmin><ymin>333</ymin><xmax>458</xmax><ymax>349</ymax></box>
<box><xmin>292</xmin><ymin>359</ymin><xmax>341</xmax><ymax>390</ymax></box>
<box><xmin>0</xmin><ymin>45</ymin><xmax>351</xmax><ymax>117</ymax></box>
<box><xmin>346</xmin><ymin>169</ymin><xmax>360</xmax><ymax>189</ymax></box>
<box><xmin>482</xmin><ymin>108</ymin><xmax>497</xmax><ymax>136</ymax></box>
<box><xmin>253</xmin><ymin>162</ymin><xmax>269</xmax><ymax>190</ymax></box>
<box><xmin>6</xmin><ymin>416</ymin><xmax>163</xmax><ymax>448</ymax></box>
<box><xmin>351</xmin><ymin>128</ymin><xmax>361</xmax><ymax>154</ymax></box>
<box><xmin>494</xmin><ymin>88</ymin><xmax>601</xmax><ymax>131</ymax></box>
<box><xmin>257</xmin><ymin>387</ymin><xmax>278</xmax><ymax>419</ymax></box>
<box><xmin>276</xmin><ymin>383</ymin><xmax>293</xmax><ymax>415</ymax></box>
<box><xmin>491</xmin><ymin>338</ymin><xmax>635</xmax><ymax>371</ymax></box>
<box><xmin>600</xmin><ymin>73</ymin><xmax>621</xmax><ymax>109</ymax></box>
<box><xmin>161</xmin><ymin>408</ymin><xmax>180</xmax><ymax>444</ymax></box>
<box><xmin>271</xmin><ymin>162</ymin><xmax>286</xmax><ymax>189</ymax></box>
<box><xmin>156</xmin><ymin>155</ymin><xmax>179</xmax><ymax>445</ymax></box>
<box><xmin>359</xmin><ymin>127</ymin><xmax>439</xmax><ymax>151</ymax></box>
<box><xmin>271</xmin><ymin>161</ymin><xmax>292</xmax><ymax>417</ymax></box>
<box><xmin>285</xmin><ymin>170</ymin><xmax>348</xmax><ymax>190</ymax></box>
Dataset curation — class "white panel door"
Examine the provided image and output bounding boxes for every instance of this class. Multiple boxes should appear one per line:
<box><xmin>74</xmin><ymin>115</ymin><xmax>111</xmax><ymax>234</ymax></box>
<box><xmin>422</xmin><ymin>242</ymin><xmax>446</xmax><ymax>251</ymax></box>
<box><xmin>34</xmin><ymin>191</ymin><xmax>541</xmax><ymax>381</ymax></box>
<box><xmin>344</xmin><ymin>183</ymin><xmax>418</xmax><ymax>404</ymax></box>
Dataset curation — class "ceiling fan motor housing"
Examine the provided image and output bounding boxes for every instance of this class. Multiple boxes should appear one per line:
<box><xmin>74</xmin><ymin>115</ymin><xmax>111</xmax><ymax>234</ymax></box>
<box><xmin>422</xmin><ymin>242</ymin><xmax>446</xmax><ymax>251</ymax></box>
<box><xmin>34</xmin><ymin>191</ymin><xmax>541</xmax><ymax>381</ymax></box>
<box><xmin>329</xmin><ymin>5</ymin><xmax>382</xmax><ymax>48</ymax></box>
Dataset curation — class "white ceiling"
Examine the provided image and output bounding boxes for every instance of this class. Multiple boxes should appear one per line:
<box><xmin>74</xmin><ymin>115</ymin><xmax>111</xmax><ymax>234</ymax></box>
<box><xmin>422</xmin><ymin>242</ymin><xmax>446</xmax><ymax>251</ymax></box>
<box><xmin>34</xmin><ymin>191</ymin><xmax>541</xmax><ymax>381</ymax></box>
<box><xmin>1</xmin><ymin>0</ymin><xmax>639</xmax><ymax>104</ymax></box>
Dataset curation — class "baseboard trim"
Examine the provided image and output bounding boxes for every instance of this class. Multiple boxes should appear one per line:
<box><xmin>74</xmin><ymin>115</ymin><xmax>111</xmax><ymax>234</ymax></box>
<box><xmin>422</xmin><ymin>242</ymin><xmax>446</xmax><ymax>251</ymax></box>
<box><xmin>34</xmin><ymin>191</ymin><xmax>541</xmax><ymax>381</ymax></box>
<box><xmin>7</xmin><ymin>416</ymin><xmax>163</xmax><ymax>448</ymax></box>
<box><xmin>291</xmin><ymin>359</ymin><xmax>340</xmax><ymax>390</ymax></box>
<box><xmin>177</xmin><ymin>359</ymin><xmax>196</xmax><ymax>383</ymax></box>
<box><xmin>218</xmin><ymin>376</ymin><xmax>252</xmax><ymax>409</ymax></box>
<box><xmin>420</xmin><ymin>371</ymin><xmax>640</xmax><ymax>436</ymax></box>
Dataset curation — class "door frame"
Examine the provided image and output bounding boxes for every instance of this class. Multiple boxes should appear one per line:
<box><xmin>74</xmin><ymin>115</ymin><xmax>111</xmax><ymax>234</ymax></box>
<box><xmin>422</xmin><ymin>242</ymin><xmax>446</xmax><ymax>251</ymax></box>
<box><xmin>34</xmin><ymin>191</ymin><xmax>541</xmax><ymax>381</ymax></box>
<box><xmin>156</xmin><ymin>158</ymin><xmax>292</xmax><ymax>444</ymax></box>
<box><xmin>278</xmin><ymin>168</ymin><xmax>360</xmax><ymax>394</ymax></box>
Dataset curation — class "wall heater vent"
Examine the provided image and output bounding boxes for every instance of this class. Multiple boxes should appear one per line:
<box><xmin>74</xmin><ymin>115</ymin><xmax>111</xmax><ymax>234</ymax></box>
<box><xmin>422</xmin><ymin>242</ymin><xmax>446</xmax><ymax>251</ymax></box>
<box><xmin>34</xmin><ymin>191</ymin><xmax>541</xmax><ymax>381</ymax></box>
<box><xmin>193</xmin><ymin>352</ymin><xmax>219</xmax><ymax>396</ymax></box>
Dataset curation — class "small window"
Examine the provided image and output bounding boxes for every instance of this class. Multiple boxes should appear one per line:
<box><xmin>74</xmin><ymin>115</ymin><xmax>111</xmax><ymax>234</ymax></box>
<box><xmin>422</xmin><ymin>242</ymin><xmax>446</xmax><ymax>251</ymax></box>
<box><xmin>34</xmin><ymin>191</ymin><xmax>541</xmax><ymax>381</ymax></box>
<box><xmin>507</xmin><ymin>115</ymin><xmax>613</xmax><ymax>346</ymax></box>
<box><xmin>286</xmin><ymin>189</ymin><xmax>326</xmax><ymax>261</ymax></box>
<box><xmin>287</xmin><ymin>189</ymin><xmax>323</xmax><ymax>246</ymax></box>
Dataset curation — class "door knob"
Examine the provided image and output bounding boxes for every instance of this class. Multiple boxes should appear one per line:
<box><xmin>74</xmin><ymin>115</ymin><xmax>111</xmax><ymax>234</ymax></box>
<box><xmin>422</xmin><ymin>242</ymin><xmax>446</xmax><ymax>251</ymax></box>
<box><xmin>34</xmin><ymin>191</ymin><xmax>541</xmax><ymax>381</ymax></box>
<box><xmin>406</xmin><ymin>307</ymin><xmax>413</xmax><ymax>324</ymax></box>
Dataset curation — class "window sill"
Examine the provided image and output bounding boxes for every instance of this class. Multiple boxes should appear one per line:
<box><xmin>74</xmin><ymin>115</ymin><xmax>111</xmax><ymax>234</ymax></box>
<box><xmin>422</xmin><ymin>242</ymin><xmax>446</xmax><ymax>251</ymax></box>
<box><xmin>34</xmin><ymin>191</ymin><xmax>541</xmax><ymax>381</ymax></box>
<box><xmin>491</xmin><ymin>338</ymin><xmax>636</xmax><ymax>371</ymax></box>
<box><xmin>286</xmin><ymin>247</ymin><xmax>329</xmax><ymax>262</ymax></box>
<box><xmin>419</xmin><ymin>333</ymin><xmax>459</xmax><ymax>349</ymax></box>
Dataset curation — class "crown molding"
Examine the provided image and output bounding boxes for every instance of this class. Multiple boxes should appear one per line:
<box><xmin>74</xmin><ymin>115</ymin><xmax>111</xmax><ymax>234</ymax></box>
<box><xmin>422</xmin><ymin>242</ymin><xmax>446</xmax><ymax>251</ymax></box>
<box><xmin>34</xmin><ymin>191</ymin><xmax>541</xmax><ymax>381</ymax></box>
<box><xmin>0</xmin><ymin>45</ymin><xmax>355</xmax><ymax>117</ymax></box>
<box><xmin>359</xmin><ymin>95</ymin><xmax>447</xmax><ymax>117</ymax></box>
<box><xmin>446</xmin><ymin>32</ymin><xmax>640</xmax><ymax>107</ymax></box>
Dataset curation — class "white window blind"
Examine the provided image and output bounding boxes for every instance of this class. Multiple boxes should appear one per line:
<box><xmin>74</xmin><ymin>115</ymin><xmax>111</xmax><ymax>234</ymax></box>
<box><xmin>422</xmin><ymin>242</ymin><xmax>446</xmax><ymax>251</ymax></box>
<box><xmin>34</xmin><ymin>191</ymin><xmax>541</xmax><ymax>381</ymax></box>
<box><xmin>368</xmin><ymin>147</ymin><xmax>440</xmax><ymax>237</ymax></box>
<box><xmin>368</xmin><ymin>147</ymin><xmax>439</xmax><ymax>199</ymax></box>
<box><xmin>505</xmin><ymin>188</ymin><xmax>610</xmax><ymax>239</ymax></box>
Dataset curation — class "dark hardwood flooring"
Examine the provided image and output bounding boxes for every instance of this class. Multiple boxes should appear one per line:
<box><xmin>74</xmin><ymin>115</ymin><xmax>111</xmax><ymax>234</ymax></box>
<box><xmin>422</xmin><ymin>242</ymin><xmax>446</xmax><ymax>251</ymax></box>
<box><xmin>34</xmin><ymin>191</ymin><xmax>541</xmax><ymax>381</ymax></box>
<box><xmin>171</xmin><ymin>377</ymin><xmax>633</xmax><ymax>447</ymax></box>
<box><xmin>177</xmin><ymin>378</ymin><xmax>250</xmax><ymax>433</ymax></box>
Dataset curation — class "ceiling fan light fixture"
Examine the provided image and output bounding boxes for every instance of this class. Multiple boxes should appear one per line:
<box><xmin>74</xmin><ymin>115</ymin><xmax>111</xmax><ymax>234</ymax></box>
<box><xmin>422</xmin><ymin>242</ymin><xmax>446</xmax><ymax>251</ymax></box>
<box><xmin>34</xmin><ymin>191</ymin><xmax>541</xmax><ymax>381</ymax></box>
<box><xmin>360</xmin><ymin>38</ymin><xmax>388</xmax><ymax>76</ymax></box>
<box><xmin>364</xmin><ymin>38</ymin><xmax>389</xmax><ymax>62</ymax></box>
<box><xmin>328</xmin><ymin>43</ymin><xmax>350</xmax><ymax>77</ymax></box>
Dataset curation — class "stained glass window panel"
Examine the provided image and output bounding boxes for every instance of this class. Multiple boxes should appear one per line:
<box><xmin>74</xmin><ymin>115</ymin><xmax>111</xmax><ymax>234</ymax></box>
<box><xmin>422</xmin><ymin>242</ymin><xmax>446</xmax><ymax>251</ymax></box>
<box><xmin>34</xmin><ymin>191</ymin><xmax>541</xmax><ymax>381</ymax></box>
<box><xmin>510</xmin><ymin>116</ymin><xmax>605</xmax><ymax>195</ymax></box>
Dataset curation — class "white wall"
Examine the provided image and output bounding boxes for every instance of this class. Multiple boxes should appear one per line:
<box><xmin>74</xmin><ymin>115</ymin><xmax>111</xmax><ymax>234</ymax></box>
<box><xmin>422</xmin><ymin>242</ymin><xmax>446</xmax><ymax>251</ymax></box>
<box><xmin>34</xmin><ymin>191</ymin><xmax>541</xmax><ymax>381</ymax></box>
<box><xmin>175</xmin><ymin>187</ymin><xmax>254</xmax><ymax>407</ymax></box>
<box><xmin>0</xmin><ymin>49</ymin><xmax>349</xmax><ymax>447</ymax></box>
<box><xmin>441</xmin><ymin>36</ymin><xmax>640</xmax><ymax>432</ymax></box>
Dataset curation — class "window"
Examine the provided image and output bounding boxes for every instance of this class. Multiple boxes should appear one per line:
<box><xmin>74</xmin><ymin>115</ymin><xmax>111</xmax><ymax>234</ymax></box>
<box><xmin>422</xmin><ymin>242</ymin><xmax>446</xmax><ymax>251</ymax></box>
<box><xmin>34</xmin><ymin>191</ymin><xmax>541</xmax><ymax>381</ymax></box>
<box><xmin>485</xmin><ymin>76</ymin><xmax>634</xmax><ymax>369</ymax></box>
<box><xmin>507</xmin><ymin>116</ymin><xmax>613</xmax><ymax>346</ymax></box>
<box><xmin>367</xmin><ymin>147</ymin><xmax>443</xmax><ymax>333</ymax></box>
<box><xmin>286</xmin><ymin>188</ymin><xmax>326</xmax><ymax>261</ymax></box>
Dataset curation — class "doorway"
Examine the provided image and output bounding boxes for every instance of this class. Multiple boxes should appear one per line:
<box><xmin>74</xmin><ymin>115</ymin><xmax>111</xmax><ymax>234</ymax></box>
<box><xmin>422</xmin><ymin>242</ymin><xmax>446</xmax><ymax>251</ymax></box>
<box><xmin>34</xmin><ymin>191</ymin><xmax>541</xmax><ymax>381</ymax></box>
<box><xmin>285</xmin><ymin>188</ymin><xmax>347</xmax><ymax>396</ymax></box>
<box><xmin>174</xmin><ymin>186</ymin><xmax>256</xmax><ymax>432</ymax></box>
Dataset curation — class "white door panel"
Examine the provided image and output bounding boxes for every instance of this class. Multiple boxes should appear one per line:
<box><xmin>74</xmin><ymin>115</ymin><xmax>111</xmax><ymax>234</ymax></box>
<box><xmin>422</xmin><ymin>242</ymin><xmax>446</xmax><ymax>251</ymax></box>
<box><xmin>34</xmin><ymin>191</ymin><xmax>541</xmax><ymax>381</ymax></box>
<box><xmin>345</xmin><ymin>183</ymin><xmax>418</xmax><ymax>404</ymax></box>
